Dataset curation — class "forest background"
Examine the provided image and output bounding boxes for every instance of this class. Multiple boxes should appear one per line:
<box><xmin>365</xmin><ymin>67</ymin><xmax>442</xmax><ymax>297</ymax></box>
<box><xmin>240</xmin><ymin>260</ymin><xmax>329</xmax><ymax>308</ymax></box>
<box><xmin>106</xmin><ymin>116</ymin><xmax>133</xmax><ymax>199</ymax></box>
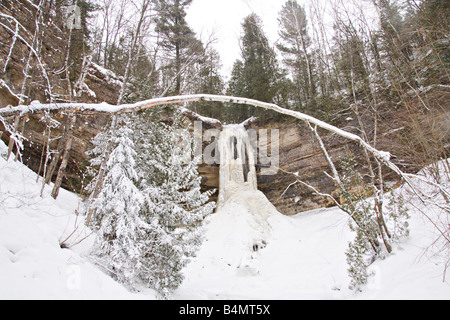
<box><xmin>1</xmin><ymin>0</ymin><xmax>447</xmax><ymax>172</ymax></box>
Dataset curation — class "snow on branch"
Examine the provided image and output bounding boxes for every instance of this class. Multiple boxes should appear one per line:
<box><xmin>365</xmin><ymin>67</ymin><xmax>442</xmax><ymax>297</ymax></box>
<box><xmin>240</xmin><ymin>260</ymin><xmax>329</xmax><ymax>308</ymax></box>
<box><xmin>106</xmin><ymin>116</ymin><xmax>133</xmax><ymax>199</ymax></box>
<box><xmin>2</xmin><ymin>15</ymin><xmax>19</xmax><ymax>73</ymax></box>
<box><xmin>0</xmin><ymin>80</ymin><xmax>21</xmax><ymax>101</ymax></box>
<box><xmin>0</xmin><ymin>12</ymin><xmax>53</xmax><ymax>100</ymax></box>
<box><xmin>0</xmin><ymin>93</ymin><xmax>417</xmax><ymax>191</ymax></box>
<box><xmin>0</xmin><ymin>114</ymin><xmax>25</xmax><ymax>161</ymax></box>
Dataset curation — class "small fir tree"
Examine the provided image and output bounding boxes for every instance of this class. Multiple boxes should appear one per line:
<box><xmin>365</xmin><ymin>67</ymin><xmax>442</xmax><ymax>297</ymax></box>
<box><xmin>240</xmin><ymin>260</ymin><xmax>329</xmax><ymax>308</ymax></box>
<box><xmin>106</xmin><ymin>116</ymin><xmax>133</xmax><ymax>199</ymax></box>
<box><xmin>346</xmin><ymin>229</ymin><xmax>374</xmax><ymax>291</ymax></box>
<box><xmin>386</xmin><ymin>191</ymin><xmax>410</xmax><ymax>242</ymax></box>
<box><xmin>340</xmin><ymin>154</ymin><xmax>379</xmax><ymax>290</ymax></box>
<box><xmin>339</xmin><ymin>152</ymin><xmax>410</xmax><ymax>291</ymax></box>
<box><xmin>89</xmin><ymin>120</ymin><xmax>148</xmax><ymax>288</ymax></box>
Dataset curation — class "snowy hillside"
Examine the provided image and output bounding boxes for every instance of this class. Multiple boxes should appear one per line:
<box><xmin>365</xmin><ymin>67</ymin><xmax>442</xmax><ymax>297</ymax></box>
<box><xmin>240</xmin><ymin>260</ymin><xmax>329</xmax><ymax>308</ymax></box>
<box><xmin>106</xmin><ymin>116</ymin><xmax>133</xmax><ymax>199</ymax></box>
<box><xmin>0</xmin><ymin>142</ymin><xmax>149</xmax><ymax>299</ymax></box>
<box><xmin>0</xmin><ymin>139</ymin><xmax>448</xmax><ymax>300</ymax></box>
<box><xmin>177</xmin><ymin>189</ymin><xmax>449</xmax><ymax>300</ymax></box>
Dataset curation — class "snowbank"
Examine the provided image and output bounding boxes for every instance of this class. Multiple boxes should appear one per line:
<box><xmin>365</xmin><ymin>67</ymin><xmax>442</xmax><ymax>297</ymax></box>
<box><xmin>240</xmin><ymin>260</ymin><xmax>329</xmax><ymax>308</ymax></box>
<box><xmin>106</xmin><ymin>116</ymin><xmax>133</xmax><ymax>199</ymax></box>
<box><xmin>177</xmin><ymin>188</ymin><xmax>449</xmax><ymax>299</ymax></box>
<box><xmin>176</xmin><ymin>158</ymin><xmax>450</xmax><ymax>299</ymax></box>
<box><xmin>0</xmin><ymin>142</ymin><xmax>152</xmax><ymax>299</ymax></box>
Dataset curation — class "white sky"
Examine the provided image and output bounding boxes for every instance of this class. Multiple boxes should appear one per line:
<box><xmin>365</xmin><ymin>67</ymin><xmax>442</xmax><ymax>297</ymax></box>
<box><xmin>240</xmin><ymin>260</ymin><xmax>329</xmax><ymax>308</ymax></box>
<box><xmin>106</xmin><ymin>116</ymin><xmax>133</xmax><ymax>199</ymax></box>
<box><xmin>186</xmin><ymin>0</ymin><xmax>290</xmax><ymax>79</ymax></box>
<box><xmin>186</xmin><ymin>0</ymin><xmax>377</xmax><ymax>79</ymax></box>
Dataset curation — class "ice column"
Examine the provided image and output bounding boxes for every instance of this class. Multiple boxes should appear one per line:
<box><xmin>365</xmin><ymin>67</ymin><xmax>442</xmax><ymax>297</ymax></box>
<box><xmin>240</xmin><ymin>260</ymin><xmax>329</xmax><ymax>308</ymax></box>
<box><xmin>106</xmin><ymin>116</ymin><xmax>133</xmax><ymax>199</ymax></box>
<box><xmin>218</xmin><ymin>125</ymin><xmax>257</xmax><ymax>205</ymax></box>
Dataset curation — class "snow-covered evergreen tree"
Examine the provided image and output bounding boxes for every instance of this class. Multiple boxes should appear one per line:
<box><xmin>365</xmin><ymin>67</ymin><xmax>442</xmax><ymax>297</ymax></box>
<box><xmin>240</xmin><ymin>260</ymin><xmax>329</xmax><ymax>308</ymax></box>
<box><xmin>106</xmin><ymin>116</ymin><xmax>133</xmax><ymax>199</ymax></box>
<box><xmin>89</xmin><ymin>118</ymin><xmax>149</xmax><ymax>287</ymax></box>
<box><xmin>131</xmin><ymin>110</ymin><xmax>215</xmax><ymax>298</ymax></box>
<box><xmin>84</xmin><ymin>119</ymin><xmax>115</xmax><ymax>227</ymax></box>
<box><xmin>87</xmin><ymin>110</ymin><xmax>215</xmax><ymax>298</ymax></box>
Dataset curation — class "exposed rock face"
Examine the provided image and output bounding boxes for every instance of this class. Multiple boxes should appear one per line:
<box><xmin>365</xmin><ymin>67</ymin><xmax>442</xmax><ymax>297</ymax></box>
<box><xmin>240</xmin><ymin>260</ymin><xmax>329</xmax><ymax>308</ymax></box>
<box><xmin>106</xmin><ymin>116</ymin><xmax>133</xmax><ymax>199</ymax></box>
<box><xmin>0</xmin><ymin>1</ymin><xmax>69</xmax><ymax>106</ymax></box>
<box><xmin>246</xmin><ymin>119</ymin><xmax>350</xmax><ymax>215</ymax></box>
<box><xmin>0</xmin><ymin>0</ymin><xmax>123</xmax><ymax>109</ymax></box>
<box><xmin>251</xmin><ymin>119</ymin><xmax>337</xmax><ymax>215</ymax></box>
<box><xmin>0</xmin><ymin>105</ymin><xmax>334</xmax><ymax>214</ymax></box>
<box><xmin>181</xmin><ymin>117</ymin><xmax>348</xmax><ymax>214</ymax></box>
<box><xmin>1</xmin><ymin>94</ymin><xmax>417</xmax><ymax>216</ymax></box>
<box><xmin>18</xmin><ymin>111</ymin><xmax>112</xmax><ymax>193</ymax></box>
<box><xmin>74</xmin><ymin>62</ymin><xmax>123</xmax><ymax>105</ymax></box>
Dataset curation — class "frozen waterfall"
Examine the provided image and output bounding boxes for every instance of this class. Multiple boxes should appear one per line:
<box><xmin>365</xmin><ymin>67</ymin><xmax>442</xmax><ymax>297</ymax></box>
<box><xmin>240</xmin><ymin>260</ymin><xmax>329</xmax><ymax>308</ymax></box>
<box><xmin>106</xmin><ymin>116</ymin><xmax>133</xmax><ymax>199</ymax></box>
<box><xmin>217</xmin><ymin>124</ymin><xmax>258</xmax><ymax>205</ymax></box>
<box><xmin>208</xmin><ymin>124</ymin><xmax>283</xmax><ymax>261</ymax></box>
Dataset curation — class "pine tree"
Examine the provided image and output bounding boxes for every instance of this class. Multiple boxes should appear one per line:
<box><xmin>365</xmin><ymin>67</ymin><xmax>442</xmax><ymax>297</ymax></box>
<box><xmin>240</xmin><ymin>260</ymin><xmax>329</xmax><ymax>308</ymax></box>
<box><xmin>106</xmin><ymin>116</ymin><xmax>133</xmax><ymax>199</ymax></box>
<box><xmin>332</xmin><ymin>27</ymin><xmax>370</xmax><ymax>101</ymax></box>
<box><xmin>339</xmin><ymin>153</ymin><xmax>379</xmax><ymax>291</ymax></box>
<box><xmin>225</xmin><ymin>60</ymin><xmax>249</xmax><ymax>123</ymax></box>
<box><xmin>338</xmin><ymin>152</ymin><xmax>410</xmax><ymax>290</ymax></box>
<box><xmin>130</xmin><ymin>111</ymin><xmax>216</xmax><ymax>297</ymax></box>
<box><xmin>127</xmin><ymin>46</ymin><xmax>160</xmax><ymax>102</ymax></box>
<box><xmin>66</xmin><ymin>0</ymin><xmax>99</xmax><ymax>93</ymax></box>
<box><xmin>346</xmin><ymin>228</ymin><xmax>374</xmax><ymax>291</ymax></box>
<box><xmin>87</xmin><ymin>111</ymin><xmax>215</xmax><ymax>297</ymax></box>
<box><xmin>190</xmin><ymin>48</ymin><xmax>225</xmax><ymax>119</ymax></box>
<box><xmin>155</xmin><ymin>0</ymin><xmax>203</xmax><ymax>95</ymax></box>
<box><xmin>89</xmin><ymin>118</ymin><xmax>148</xmax><ymax>288</ymax></box>
<box><xmin>375</xmin><ymin>0</ymin><xmax>412</xmax><ymax>68</ymax></box>
<box><xmin>277</xmin><ymin>0</ymin><xmax>316</xmax><ymax>109</ymax></box>
<box><xmin>240</xmin><ymin>14</ymin><xmax>278</xmax><ymax>103</ymax></box>
<box><xmin>386</xmin><ymin>191</ymin><xmax>410</xmax><ymax>243</ymax></box>
<box><xmin>227</xmin><ymin>13</ymin><xmax>287</xmax><ymax>122</ymax></box>
<box><xmin>116</xmin><ymin>0</ymin><xmax>153</xmax><ymax>105</ymax></box>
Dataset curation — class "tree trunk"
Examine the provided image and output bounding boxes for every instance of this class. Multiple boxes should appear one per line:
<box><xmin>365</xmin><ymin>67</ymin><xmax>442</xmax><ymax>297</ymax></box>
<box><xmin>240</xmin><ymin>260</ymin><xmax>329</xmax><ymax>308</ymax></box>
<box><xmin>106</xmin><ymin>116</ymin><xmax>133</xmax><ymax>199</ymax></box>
<box><xmin>84</xmin><ymin>161</ymin><xmax>107</xmax><ymax>226</ymax></box>
<box><xmin>51</xmin><ymin>114</ymin><xmax>76</xmax><ymax>199</ymax></box>
<box><xmin>40</xmin><ymin>117</ymin><xmax>69</xmax><ymax>196</ymax></box>
<box><xmin>6</xmin><ymin>115</ymin><xmax>20</xmax><ymax>161</ymax></box>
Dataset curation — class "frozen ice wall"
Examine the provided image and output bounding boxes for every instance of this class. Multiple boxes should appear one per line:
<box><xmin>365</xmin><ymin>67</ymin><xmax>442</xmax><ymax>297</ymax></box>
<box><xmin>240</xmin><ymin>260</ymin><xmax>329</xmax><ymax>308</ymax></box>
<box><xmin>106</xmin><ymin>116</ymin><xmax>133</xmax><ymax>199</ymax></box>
<box><xmin>217</xmin><ymin>124</ymin><xmax>258</xmax><ymax>205</ymax></box>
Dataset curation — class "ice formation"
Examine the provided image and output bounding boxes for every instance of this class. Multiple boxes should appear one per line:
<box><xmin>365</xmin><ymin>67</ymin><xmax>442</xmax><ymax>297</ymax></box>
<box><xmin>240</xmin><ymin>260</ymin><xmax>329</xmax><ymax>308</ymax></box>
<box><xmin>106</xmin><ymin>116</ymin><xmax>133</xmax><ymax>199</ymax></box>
<box><xmin>217</xmin><ymin>124</ymin><xmax>258</xmax><ymax>206</ymax></box>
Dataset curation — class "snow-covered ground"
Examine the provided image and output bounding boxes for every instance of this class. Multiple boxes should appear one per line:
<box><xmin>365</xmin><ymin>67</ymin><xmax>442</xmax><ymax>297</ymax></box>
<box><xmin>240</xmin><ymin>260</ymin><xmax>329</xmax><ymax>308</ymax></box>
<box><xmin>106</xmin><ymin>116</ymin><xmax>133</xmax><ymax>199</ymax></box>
<box><xmin>0</xmin><ymin>140</ymin><xmax>448</xmax><ymax>300</ymax></box>
<box><xmin>0</xmin><ymin>142</ymin><xmax>148</xmax><ymax>300</ymax></box>
<box><xmin>176</xmin><ymin>177</ymin><xmax>449</xmax><ymax>300</ymax></box>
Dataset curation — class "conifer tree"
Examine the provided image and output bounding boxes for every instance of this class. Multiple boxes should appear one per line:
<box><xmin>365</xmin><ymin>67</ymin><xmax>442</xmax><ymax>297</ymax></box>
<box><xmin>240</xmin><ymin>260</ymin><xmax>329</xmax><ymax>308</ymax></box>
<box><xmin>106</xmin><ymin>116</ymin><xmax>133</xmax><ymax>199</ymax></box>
<box><xmin>84</xmin><ymin>111</ymin><xmax>215</xmax><ymax>297</ymax></box>
<box><xmin>277</xmin><ymin>0</ymin><xmax>316</xmax><ymax>109</ymax></box>
<box><xmin>155</xmin><ymin>0</ymin><xmax>203</xmax><ymax>95</ymax></box>
<box><xmin>227</xmin><ymin>13</ymin><xmax>287</xmax><ymax>122</ymax></box>
<box><xmin>131</xmin><ymin>111</ymin><xmax>215</xmax><ymax>297</ymax></box>
<box><xmin>89</xmin><ymin>118</ymin><xmax>148</xmax><ymax>287</ymax></box>
<box><xmin>338</xmin><ymin>152</ymin><xmax>410</xmax><ymax>290</ymax></box>
<box><xmin>191</xmin><ymin>48</ymin><xmax>225</xmax><ymax>119</ymax></box>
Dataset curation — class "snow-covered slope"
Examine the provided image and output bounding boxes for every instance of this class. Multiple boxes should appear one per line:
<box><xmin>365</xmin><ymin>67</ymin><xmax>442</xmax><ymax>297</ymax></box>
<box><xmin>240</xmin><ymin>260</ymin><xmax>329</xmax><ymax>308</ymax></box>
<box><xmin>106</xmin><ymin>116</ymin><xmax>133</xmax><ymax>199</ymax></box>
<box><xmin>0</xmin><ymin>140</ymin><xmax>448</xmax><ymax>299</ymax></box>
<box><xmin>0</xmin><ymin>142</ymin><xmax>151</xmax><ymax>300</ymax></box>
<box><xmin>177</xmin><ymin>183</ymin><xmax>449</xmax><ymax>300</ymax></box>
